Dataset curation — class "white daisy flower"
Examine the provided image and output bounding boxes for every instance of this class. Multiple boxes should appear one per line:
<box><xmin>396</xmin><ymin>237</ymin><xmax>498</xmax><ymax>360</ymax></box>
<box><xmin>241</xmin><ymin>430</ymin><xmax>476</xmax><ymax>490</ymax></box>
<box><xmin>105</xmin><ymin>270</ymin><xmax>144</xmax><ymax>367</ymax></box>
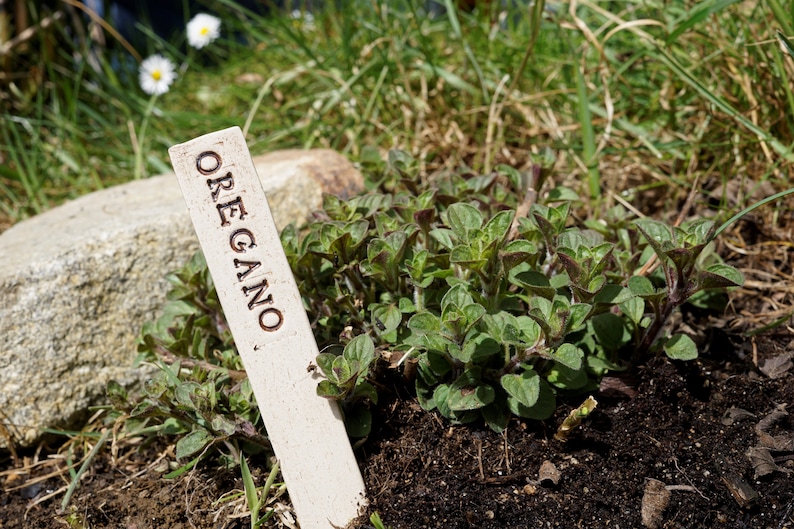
<box><xmin>139</xmin><ymin>54</ymin><xmax>177</xmax><ymax>96</ymax></box>
<box><xmin>187</xmin><ymin>13</ymin><xmax>221</xmax><ymax>49</ymax></box>
<box><xmin>290</xmin><ymin>9</ymin><xmax>315</xmax><ymax>30</ymax></box>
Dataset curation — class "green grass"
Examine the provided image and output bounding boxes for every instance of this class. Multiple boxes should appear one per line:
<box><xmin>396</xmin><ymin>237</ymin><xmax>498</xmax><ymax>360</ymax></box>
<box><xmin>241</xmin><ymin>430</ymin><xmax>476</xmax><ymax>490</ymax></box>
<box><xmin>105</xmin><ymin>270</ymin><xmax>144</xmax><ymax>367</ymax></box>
<box><xmin>1</xmin><ymin>0</ymin><xmax>793</xmax><ymax>227</ymax></box>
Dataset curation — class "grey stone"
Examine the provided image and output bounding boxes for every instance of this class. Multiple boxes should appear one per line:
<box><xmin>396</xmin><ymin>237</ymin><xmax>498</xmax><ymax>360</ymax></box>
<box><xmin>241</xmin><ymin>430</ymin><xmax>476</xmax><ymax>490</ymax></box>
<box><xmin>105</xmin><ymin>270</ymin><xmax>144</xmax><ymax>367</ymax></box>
<box><xmin>0</xmin><ymin>149</ymin><xmax>363</xmax><ymax>448</ymax></box>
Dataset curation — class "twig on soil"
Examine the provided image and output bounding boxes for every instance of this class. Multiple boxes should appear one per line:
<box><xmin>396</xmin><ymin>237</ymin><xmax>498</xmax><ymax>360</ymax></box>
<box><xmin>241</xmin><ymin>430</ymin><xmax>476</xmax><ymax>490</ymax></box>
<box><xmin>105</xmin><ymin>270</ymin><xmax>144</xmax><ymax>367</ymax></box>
<box><xmin>3</xmin><ymin>458</ymin><xmax>80</xmax><ymax>493</ymax></box>
<box><xmin>664</xmin><ymin>485</ymin><xmax>700</xmax><ymax>493</ymax></box>
<box><xmin>670</xmin><ymin>455</ymin><xmax>708</xmax><ymax>500</ymax></box>
<box><xmin>476</xmin><ymin>439</ymin><xmax>485</xmax><ymax>482</ymax></box>
<box><xmin>502</xmin><ymin>429</ymin><xmax>512</xmax><ymax>474</ymax></box>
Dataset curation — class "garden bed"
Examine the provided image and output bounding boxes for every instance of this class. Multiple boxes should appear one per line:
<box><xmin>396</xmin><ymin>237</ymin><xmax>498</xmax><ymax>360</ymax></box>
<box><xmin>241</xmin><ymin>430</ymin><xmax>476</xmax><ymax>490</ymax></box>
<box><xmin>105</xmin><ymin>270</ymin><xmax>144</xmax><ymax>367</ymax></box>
<box><xmin>4</xmin><ymin>298</ymin><xmax>793</xmax><ymax>528</ymax></box>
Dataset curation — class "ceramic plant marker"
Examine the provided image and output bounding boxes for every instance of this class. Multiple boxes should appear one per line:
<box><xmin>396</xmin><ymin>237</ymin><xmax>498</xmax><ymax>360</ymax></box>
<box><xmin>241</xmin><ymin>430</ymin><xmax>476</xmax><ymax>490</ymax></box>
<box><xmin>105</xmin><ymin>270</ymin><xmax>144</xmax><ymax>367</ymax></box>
<box><xmin>169</xmin><ymin>127</ymin><xmax>366</xmax><ymax>529</ymax></box>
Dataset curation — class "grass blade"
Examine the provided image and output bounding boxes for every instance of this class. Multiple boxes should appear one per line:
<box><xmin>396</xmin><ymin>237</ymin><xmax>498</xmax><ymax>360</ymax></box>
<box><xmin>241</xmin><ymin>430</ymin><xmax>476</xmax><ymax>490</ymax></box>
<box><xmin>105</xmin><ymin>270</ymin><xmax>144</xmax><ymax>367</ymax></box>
<box><xmin>442</xmin><ymin>0</ymin><xmax>488</xmax><ymax>101</ymax></box>
<box><xmin>667</xmin><ymin>0</ymin><xmax>742</xmax><ymax>44</ymax></box>
<box><xmin>777</xmin><ymin>30</ymin><xmax>794</xmax><ymax>59</ymax></box>
<box><xmin>710</xmin><ymin>187</ymin><xmax>794</xmax><ymax>242</ymax></box>
<box><xmin>240</xmin><ymin>455</ymin><xmax>259</xmax><ymax>526</ymax></box>
<box><xmin>60</xmin><ymin>428</ymin><xmax>111</xmax><ymax>512</ymax></box>
<box><xmin>769</xmin><ymin>0</ymin><xmax>794</xmax><ymax>36</ymax></box>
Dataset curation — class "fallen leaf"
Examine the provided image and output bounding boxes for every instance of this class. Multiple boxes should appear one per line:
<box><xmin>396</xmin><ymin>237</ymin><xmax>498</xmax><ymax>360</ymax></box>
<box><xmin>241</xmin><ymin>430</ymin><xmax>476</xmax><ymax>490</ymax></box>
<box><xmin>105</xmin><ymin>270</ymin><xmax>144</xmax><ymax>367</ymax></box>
<box><xmin>755</xmin><ymin>404</ymin><xmax>793</xmax><ymax>451</ymax></box>
<box><xmin>599</xmin><ymin>375</ymin><xmax>639</xmax><ymax>398</ymax></box>
<box><xmin>538</xmin><ymin>460</ymin><xmax>560</xmax><ymax>486</ymax></box>
<box><xmin>759</xmin><ymin>352</ymin><xmax>793</xmax><ymax>379</ymax></box>
<box><xmin>721</xmin><ymin>407</ymin><xmax>755</xmax><ymax>426</ymax></box>
<box><xmin>746</xmin><ymin>446</ymin><xmax>789</xmax><ymax>479</ymax></box>
<box><xmin>756</xmin><ymin>404</ymin><xmax>788</xmax><ymax>432</ymax></box>
<box><xmin>641</xmin><ymin>478</ymin><xmax>670</xmax><ymax>529</ymax></box>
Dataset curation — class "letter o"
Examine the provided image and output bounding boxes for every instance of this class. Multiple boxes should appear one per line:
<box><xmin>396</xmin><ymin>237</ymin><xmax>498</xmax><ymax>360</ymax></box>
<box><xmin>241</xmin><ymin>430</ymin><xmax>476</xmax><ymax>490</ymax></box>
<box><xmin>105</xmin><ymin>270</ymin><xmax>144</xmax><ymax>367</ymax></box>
<box><xmin>230</xmin><ymin>229</ymin><xmax>256</xmax><ymax>253</ymax></box>
<box><xmin>259</xmin><ymin>308</ymin><xmax>284</xmax><ymax>332</ymax></box>
<box><xmin>196</xmin><ymin>151</ymin><xmax>222</xmax><ymax>175</ymax></box>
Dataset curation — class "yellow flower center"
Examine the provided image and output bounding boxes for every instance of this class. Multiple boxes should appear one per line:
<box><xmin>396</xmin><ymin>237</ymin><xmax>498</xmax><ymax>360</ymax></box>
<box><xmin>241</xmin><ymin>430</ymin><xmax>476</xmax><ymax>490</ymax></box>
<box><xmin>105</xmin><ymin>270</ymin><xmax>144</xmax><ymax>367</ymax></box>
<box><xmin>152</xmin><ymin>69</ymin><xmax>162</xmax><ymax>81</ymax></box>
<box><xmin>201</xmin><ymin>27</ymin><xmax>209</xmax><ymax>36</ymax></box>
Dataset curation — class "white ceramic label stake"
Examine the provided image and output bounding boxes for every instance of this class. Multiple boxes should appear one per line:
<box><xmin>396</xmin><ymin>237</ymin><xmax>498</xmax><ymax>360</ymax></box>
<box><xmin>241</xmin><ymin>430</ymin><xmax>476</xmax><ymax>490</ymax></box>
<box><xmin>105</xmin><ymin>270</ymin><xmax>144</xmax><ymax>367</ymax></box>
<box><xmin>169</xmin><ymin>127</ymin><xmax>366</xmax><ymax>529</ymax></box>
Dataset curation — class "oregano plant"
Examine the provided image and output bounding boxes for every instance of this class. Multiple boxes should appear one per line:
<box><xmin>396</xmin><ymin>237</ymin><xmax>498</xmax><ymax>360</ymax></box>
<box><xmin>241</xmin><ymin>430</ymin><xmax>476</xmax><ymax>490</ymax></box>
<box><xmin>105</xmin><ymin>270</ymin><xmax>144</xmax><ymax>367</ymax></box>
<box><xmin>113</xmin><ymin>150</ymin><xmax>744</xmax><ymax>443</ymax></box>
<box><xmin>279</xmin><ymin>153</ymin><xmax>744</xmax><ymax>432</ymax></box>
<box><xmin>107</xmin><ymin>252</ymin><xmax>271</xmax><ymax>469</ymax></box>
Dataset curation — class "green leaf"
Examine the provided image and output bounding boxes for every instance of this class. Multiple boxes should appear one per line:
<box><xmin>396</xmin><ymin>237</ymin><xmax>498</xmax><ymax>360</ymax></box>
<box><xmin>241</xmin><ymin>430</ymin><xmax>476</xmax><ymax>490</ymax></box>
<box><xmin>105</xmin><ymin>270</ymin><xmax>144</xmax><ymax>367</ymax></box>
<box><xmin>240</xmin><ymin>455</ymin><xmax>258</xmax><ymax>519</ymax></box>
<box><xmin>482</xmin><ymin>401</ymin><xmax>510</xmax><ymax>433</ymax></box>
<box><xmin>547</xmin><ymin>363</ymin><xmax>591</xmax><ymax>390</ymax></box>
<box><xmin>462</xmin><ymin>303</ymin><xmax>486</xmax><ymax>327</ymax></box>
<box><xmin>445</xmin><ymin>202</ymin><xmax>483</xmax><ymax>241</ymax></box>
<box><xmin>635</xmin><ymin>219</ymin><xmax>673</xmax><ymax>258</ymax></box>
<box><xmin>591</xmin><ymin>312</ymin><xmax>631</xmax><ymax>351</ymax></box>
<box><xmin>500</xmin><ymin>239</ymin><xmax>539</xmax><ymax>271</ymax></box>
<box><xmin>483</xmin><ymin>312</ymin><xmax>522</xmax><ymax>345</ymax></box>
<box><xmin>482</xmin><ymin>210</ymin><xmax>515</xmax><ymax>245</ymax></box>
<box><xmin>371</xmin><ymin>302</ymin><xmax>402</xmax><ymax>340</ymax></box>
<box><xmin>516</xmin><ymin>315</ymin><xmax>542</xmax><ymax>345</ymax></box>
<box><xmin>434</xmin><ymin>384</ymin><xmax>452</xmax><ymax>418</ymax></box>
<box><xmin>557</xmin><ymin>230</ymin><xmax>602</xmax><ymax>252</ymax></box>
<box><xmin>593</xmin><ymin>284</ymin><xmax>632</xmax><ymax>305</ymax></box>
<box><xmin>552</xmin><ymin>343</ymin><xmax>584</xmax><ymax>371</ymax></box>
<box><xmin>415</xmin><ymin>351</ymin><xmax>452</xmax><ymax>391</ymax></box>
<box><xmin>557</xmin><ymin>249</ymin><xmax>583</xmax><ymax>283</ymax></box>
<box><xmin>415</xmin><ymin>377</ymin><xmax>436</xmax><ymax>411</ymax></box>
<box><xmin>546</xmin><ymin>186</ymin><xmax>580</xmax><ymax>202</ymax></box>
<box><xmin>441</xmin><ymin>283</ymin><xmax>474</xmax><ymax>311</ymax></box>
<box><xmin>210</xmin><ymin>415</ymin><xmax>237</xmax><ymax>437</ymax></box>
<box><xmin>664</xmin><ymin>246</ymin><xmax>696</xmax><ymax>275</ymax></box>
<box><xmin>447</xmin><ymin>369</ymin><xmax>495</xmax><ymax>411</ymax></box>
<box><xmin>696</xmin><ymin>264</ymin><xmax>744</xmax><ymax>290</ymax></box>
<box><xmin>316</xmin><ymin>353</ymin><xmax>337</xmax><ymax>381</ymax></box>
<box><xmin>567</xmin><ymin>303</ymin><xmax>592</xmax><ymax>332</ymax></box>
<box><xmin>408</xmin><ymin>312</ymin><xmax>441</xmax><ymax>333</ymax></box>
<box><xmin>343</xmin><ymin>404</ymin><xmax>372</xmax><ymax>438</ymax></box>
<box><xmin>331</xmin><ymin>355</ymin><xmax>354</xmax><ymax>385</ymax></box>
<box><xmin>628</xmin><ymin>275</ymin><xmax>655</xmax><ymax>296</ymax></box>
<box><xmin>450</xmin><ymin>245</ymin><xmax>487</xmax><ymax>270</ymax></box>
<box><xmin>447</xmin><ymin>343</ymin><xmax>469</xmax><ymax>363</ymax></box>
<box><xmin>344</xmin><ymin>335</ymin><xmax>376</xmax><ymax>373</ymax></box>
<box><xmin>501</xmin><ymin>370</ymin><xmax>540</xmax><ymax>408</ymax></box>
<box><xmin>429</xmin><ymin>228</ymin><xmax>455</xmax><ymax>250</ymax></box>
<box><xmin>106</xmin><ymin>380</ymin><xmax>128</xmax><ymax>408</ymax></box>
<box><xmin>664</xmin><ymin>334</ymin><xmax>698</xmax><ymax>360</ymax></box>
<box><xmin>464</xmin><ymin>333</ymin><xmax>500</xmax><ymax>364</ymax></box>
<box><xmin>317</xmin><ymin>380</ymin><xmax>343</xmax><ymax>399</ymax></box>
<box><xmin>620</xmin><ymin>297</ymin><xmax>645</xmax><ymax>324</ymax></box>
<box><xmin>354</xmin><ymin>381</ymin><xmax>379</xmax><ymax>404</ymax></box>
<box><xmin>176</xmin><ymin>429</ymin><xmax>214</xmax><ymax>460</ymax></box>
<box><xmin>512</xmin><ymin>270</ymin><xmax>556</xmax><ymax>299</ymax></box>
<box><xmin>685</xmin><ymin>218</ymin><xmax>716</xmax><ymax>244</ymax></box>
<box><xmin>506</xmin><ymin>378</ymin><xmax>556</xmax><ymax>419</ymax></box>
<box><xmin>174</xmin><ymin>382</ymin><xmax>198</xmax><ymax>409</ymax></box>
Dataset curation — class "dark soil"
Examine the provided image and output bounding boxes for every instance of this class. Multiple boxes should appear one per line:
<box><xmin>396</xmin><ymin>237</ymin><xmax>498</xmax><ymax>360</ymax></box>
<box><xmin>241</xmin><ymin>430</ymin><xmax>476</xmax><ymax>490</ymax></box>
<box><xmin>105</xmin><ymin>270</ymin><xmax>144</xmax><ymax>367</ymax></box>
<box><xmin>3</xmin><ymin>333</ymin><xmax>792</xmax><ymax>529</ymax></box>
<box><xmin>360</xmin><ymin>344</ymin><xmax>794</xmax><ymax>529</ymax></box>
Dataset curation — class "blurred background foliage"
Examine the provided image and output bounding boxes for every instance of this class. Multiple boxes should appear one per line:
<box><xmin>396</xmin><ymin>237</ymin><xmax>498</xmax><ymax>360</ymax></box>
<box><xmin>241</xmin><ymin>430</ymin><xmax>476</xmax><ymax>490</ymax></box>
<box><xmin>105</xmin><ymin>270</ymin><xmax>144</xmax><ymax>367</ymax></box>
<box><xmin>1</xmin><ymin>0</ymin><xmax>793</xmax><ymax>229</ymax></box>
